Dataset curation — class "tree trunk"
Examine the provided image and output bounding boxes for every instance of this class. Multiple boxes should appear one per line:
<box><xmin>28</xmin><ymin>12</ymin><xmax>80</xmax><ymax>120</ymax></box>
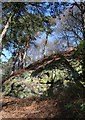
<box><xmin>64</xmin><ymin>31</ymin><xmax>70</xmax><ymax>48</ymax></box>
<box><xmin>20</xmin><ymin>52</ymin><xmax>23</xmax><ymax>69</ymax></box>
<box><xmin>43</xmin><ymin>33</ymin><xmax>48</xmax><ymax>57</ymax></box>
<box><xmin>11</xmin><ymin>45</ymin><xmax>20</xmax><ymax>75</ymax></box>
<box><xmin>18</xmin><ymin>52</ymin><xmax>21</xmax><ymax>69</ymax></box>
<box><xmin>20</xmin><ymin>40</ymin><xmax>29</xmax><ymax>68</ymax></box>
<box><xmin>0</xmin><ymin>11</ymin><xmax>15</xmax><ymax>43</ymax></box>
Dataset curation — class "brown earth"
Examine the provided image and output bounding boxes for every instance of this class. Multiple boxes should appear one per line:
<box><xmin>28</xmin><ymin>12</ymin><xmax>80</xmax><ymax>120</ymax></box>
<box><xmin>1</xmin><ymin>95</ymin><xmax>60</xmax><ymax>119</ymax></box>
<box><xmin>1</xmin><ymin>90</ymin><xmax>85</xmax><ymax>119</ymax></box>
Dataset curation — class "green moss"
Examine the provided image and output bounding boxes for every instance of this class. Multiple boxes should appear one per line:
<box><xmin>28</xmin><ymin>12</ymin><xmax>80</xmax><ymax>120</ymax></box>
<box><xmin>3</xmin><ymin>59</ymin><xmax>83</xmax><ymax>98</ymax></box>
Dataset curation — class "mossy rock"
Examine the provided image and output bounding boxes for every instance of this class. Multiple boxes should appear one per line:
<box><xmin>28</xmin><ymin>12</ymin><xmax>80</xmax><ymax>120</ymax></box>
<box><xmin>17</xmin><ymin>91</ymin><xmax>29</xmax><ymax>98</ymax></box>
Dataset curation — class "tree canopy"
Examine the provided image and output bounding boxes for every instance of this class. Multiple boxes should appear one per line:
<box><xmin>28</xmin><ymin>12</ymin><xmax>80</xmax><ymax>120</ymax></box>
<box><xmin>1</xmin><ymin>1</ymin><xmax>85</xmax><ymax>95</ymax></box>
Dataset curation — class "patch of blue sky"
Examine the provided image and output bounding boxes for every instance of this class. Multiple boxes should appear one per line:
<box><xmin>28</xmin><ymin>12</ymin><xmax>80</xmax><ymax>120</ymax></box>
<box><xmin>1</xmin><ymin>48</ymin><xmax>12</xmax><ymax>62</ymax></box>
<box><xmin>36</xmin><ymin>31</ymin><xmax>56</xmax><ymax>43</ymax></box>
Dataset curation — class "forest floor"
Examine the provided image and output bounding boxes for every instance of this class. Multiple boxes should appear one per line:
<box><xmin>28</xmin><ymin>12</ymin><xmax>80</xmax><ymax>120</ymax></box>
<box><xmin>0</xmin><ymin>90</ymin><xmax>85</xmax><ymax>119</ymax></box>
<box><xmin>1</xmin><ymin>95</ymin><xmax>59</xmax><ymax>119</ymax></box>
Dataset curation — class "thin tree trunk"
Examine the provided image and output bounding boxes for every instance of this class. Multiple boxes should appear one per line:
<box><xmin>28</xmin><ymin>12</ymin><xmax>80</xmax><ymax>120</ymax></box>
<box><xmin>64</xmin><ymin>31</ymin><xmax>70</xmax><ymax>48</ymax></box>
<box><xmin>22</xmin><ymin>41</ymin><xmax>29</xmax><ymax>64</ymax></box>
<box><xmin>18</xmin><ymin>52</ymin><xmax>21</xmax><ymax>69</ymax></box>
<box><xmin>20</xmin><ymin>52</ymin><xmax>23</xmax><ymax>69</ymax></box>
<box><xmin>0</xmin><ymin>11</ymin><xmax>15</xmax><ymax>43</ymax></box>
<box><xmin>38</xmin><ymin>47</ymin><xmax>41</xmax><ymax>59</ymax></box>
<box><xmin>43</xmin><ymin>33</ymin><xmax>48</xmax><ymax>57</ymax></box>
<box><xmin>20</xmin><ymin>40</ymin><xmax>29</xmax><ymax>68</ymax></box>
<box><xmin>25</xmin><ymin>59</ymin><xmax>27</xmax><ymax>66</ymax></box>
<box><xmin>11</xmin><ymin>45</ymin><xmax>20</xmax><ymax>75</ymax></box>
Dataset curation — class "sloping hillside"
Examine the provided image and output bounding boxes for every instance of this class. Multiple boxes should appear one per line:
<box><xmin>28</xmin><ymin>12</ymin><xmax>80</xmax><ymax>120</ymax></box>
<box><xmin>1</xmin><ymin>86</ymin><xmax>85</xmax><ymax>119</ymax></box>
<box><xmin>1</xmin><ymin>48</ymin><xmax>85</xmax><ymax>119</ymax></box>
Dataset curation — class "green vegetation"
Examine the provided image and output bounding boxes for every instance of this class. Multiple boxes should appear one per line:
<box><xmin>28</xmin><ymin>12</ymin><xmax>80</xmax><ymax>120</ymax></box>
<box><xmin>3</xmin><ymin>59</ymin><xmax>84</xmax><ymax>98</ymax></box>
<box><xmin>1</xmin><ymin>1</ymin><xmax>85</xmax><ymax>119</ymax></box>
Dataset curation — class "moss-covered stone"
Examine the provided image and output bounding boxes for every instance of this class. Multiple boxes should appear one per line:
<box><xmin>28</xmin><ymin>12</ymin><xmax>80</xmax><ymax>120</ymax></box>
<box><xmin>3</xmin><ymin>60</ymin><xmax>83</xmax><ymax>98</ymax></box>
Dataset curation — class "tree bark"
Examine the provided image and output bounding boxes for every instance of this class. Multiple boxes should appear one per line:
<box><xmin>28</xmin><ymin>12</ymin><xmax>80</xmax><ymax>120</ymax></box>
<box><xmin>11</xmin><ymin>45</ymin><xmax>20</xmax><ymax>75</ymax></box>
<box><xmin>20</xmin><ymin>52</ymin><xmax>23</xmax><ymax>69</ymax></box>
<box><xmin>43</xmin><ymin>33</ymin><xmax>48</xmax><ymax>57</ymax></box>
<box><xmin>0</xmin><ymin>11</ymin><xmax>15</xmax><ymax>43</ymax></box>
<box><xmin>18</xmin><ymin>52</ymin><xmax>21</xmax><ymax>69</ymax></box>
<box><xmin>20</xmin><ymin>40</ymin><xmax>30</xmax><ymax>68</ymax></box>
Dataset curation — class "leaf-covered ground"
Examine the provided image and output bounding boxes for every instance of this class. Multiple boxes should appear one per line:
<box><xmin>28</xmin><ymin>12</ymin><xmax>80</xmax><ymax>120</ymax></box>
<box><xmin>1</xmin><ymin>95</ymin><xmax>58</xmax><ymax>119</ymax></box>
<box><xmin>1</xmin><ymin>89</ymin><xmax>85</xmax><ymax>119</ymax></box>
